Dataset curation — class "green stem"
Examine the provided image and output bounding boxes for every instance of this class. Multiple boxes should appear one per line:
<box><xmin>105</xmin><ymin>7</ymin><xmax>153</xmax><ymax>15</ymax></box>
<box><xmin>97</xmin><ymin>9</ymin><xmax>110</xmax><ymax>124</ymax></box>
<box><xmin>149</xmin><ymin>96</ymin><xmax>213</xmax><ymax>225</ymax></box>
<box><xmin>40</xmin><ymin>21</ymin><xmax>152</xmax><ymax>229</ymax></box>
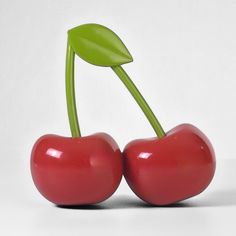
<box><xmin>112</xmin><ymin>65</ymin><xmax>165</xmax><ymax>138</ymax></box>
<box><xmin>65</xmin><ymin>42</ymin><xmax>81</xmax><ymax>137</ymax></box>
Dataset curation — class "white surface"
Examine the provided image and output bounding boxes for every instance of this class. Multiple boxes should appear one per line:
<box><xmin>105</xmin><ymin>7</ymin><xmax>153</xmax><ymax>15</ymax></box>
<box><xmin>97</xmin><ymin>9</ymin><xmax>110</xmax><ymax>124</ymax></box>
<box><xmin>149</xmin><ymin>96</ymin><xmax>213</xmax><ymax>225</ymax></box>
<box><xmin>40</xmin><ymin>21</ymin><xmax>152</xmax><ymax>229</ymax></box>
<box><xmin>1</xmin><ymin>159</ymin><xmax>236</xmax><ymax>235</ymax></box>
<box><xmin>0</xmin><ymin>0</ymin><xmax>236</xmax><ymax>235</ymax></box>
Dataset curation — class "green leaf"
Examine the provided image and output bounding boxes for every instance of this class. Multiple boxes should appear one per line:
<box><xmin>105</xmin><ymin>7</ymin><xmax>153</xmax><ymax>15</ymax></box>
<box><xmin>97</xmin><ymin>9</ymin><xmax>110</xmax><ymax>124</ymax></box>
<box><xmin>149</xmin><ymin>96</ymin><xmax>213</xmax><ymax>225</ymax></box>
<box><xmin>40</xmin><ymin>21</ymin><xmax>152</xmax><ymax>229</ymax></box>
<box><xmin>68</xmin><ymin>23</ymin><xmax>133</xmax><ymax>67</ymax></box>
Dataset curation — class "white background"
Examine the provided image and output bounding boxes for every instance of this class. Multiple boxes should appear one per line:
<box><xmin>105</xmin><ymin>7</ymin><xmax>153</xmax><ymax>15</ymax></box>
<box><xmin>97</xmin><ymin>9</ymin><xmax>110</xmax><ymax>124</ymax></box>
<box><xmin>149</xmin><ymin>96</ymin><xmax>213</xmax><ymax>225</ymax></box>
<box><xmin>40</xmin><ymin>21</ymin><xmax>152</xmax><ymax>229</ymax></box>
<box><xmin>0</xmin><ymin>0</ymin><xmax>236</xmax><ymax>235</ymax></box>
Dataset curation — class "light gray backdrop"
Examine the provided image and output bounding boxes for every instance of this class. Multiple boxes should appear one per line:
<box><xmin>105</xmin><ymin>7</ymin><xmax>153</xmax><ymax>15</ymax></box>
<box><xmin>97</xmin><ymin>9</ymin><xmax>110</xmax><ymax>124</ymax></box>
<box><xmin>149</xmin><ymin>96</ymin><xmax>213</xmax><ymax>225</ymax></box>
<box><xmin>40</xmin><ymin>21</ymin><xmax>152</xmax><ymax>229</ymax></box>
<box><xmin>0</xmin><ymin>0</ymin><xmax>235</xmax><ymax>235</ymax></box>
<box><xmin>1</xmin><ymin>0</ymin><xmax>235</xmax><ymax>162</ymax></box>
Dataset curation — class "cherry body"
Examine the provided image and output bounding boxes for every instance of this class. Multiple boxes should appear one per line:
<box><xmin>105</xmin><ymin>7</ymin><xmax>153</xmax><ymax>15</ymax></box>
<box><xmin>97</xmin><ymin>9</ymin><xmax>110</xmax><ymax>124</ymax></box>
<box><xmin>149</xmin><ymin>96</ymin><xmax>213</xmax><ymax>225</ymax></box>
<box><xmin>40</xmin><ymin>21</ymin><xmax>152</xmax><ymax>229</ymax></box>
<box><xmin>123</xmin><ymin>124</ymin><xmax>216</xmax><ymax>205</ymax></box>
<box><xmin>31</xmin><ymin>133</ymin><xmax>122</xmax><ymax>205</ymax></box>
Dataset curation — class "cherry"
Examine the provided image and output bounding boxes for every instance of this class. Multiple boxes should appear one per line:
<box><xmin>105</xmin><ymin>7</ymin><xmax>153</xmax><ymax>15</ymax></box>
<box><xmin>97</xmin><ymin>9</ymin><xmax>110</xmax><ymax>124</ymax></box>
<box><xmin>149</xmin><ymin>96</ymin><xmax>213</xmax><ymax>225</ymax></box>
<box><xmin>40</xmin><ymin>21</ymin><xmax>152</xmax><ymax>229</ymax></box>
<box><xmin>30</xmin><ymin>24</ymin><xmax>134</xmax><ymax>205</ymax></box>
<box><xmin>111</xmin><ymin>45</ymin><xmax>216</xmax><ymax>206</ymax></box>
<box><xmin>123</xmin><ymin>124</ymin><xmax>215</xmax><ymax>205</ymax></box>
<box><xmin>31</xmin><ymin>133</ymin><xmax>122</xmax><ymax>205</ymax></box>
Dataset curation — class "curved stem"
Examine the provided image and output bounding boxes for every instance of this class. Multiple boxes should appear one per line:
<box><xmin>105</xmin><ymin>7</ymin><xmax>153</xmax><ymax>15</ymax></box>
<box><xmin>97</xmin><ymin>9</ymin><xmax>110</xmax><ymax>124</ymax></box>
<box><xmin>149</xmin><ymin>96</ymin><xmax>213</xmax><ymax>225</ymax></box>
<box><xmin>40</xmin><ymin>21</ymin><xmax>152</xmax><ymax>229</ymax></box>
<box><xmin>65</xmin><ymin>42</ymin><xmax>81</xmax><ymax>137</ymax></box>
<box><xmin>112</xmin><ymin>65</ymin><xmax>165</xmax><ymax>138</ymax></box>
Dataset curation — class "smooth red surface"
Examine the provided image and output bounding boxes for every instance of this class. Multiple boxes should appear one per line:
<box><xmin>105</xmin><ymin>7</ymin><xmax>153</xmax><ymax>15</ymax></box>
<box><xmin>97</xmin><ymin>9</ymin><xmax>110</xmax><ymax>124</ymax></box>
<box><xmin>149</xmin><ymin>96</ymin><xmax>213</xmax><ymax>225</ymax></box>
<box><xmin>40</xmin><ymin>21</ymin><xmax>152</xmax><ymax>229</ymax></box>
<box><xmin>31</xmin><ymin>133</ymin><xmax>122</xmax><ymax>205</ymax></box>
<box><xmin>123</xmin><ymin>124</ymin><xmax>216</xmax><ymax>205</ymax></box>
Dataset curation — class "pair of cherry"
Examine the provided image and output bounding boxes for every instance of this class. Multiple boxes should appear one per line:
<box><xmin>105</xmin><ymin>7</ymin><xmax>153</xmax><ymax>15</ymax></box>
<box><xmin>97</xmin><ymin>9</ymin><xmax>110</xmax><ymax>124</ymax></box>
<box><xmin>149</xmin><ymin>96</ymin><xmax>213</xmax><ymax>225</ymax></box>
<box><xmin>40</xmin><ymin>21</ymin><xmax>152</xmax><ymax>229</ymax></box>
<box><xmin>31</xmin><ymin>24</ymin><xmax>216</xmax><ymax>206</ymax></box>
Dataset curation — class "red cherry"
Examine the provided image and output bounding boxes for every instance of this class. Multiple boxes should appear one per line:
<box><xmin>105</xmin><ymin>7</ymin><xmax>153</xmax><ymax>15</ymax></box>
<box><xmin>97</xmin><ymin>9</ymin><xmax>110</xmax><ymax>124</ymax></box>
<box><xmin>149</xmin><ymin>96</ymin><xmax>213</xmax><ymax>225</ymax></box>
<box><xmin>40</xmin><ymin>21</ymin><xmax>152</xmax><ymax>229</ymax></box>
<box><xmin>31</xmin><ymin>133</ymin><xmax>122</xmax><ymax>205</ymax></box>
<box><xmin>123</xmin><ymin>124</ymin><xmax>216</xmax><ymax>205</ymax></box>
